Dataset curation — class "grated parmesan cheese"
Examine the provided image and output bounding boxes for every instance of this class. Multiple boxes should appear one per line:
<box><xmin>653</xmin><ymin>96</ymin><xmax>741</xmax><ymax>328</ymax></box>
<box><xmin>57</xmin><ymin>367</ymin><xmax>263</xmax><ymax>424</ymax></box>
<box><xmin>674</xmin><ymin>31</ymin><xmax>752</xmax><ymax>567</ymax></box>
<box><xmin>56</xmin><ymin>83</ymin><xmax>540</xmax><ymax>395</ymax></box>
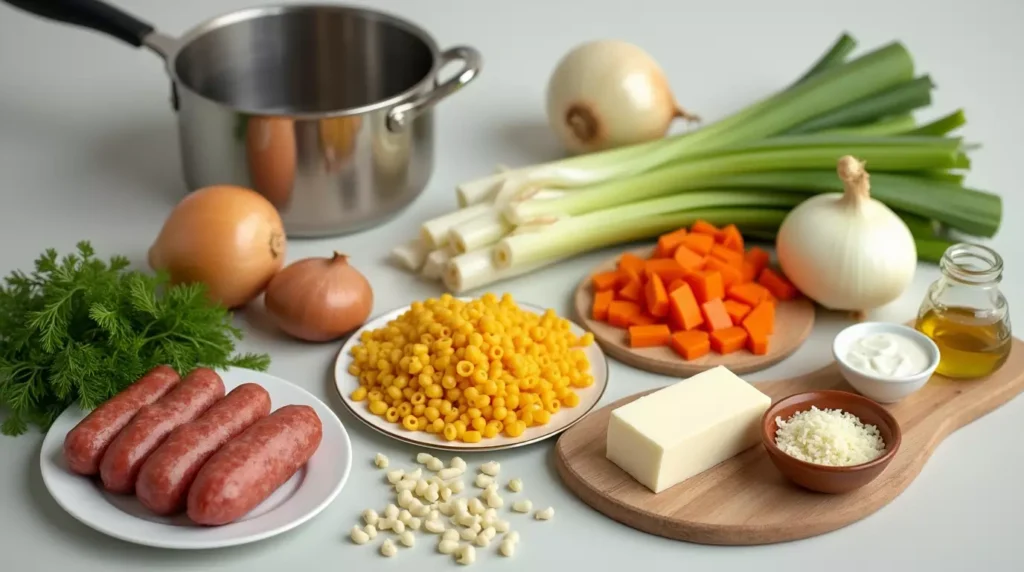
<box><xmin>774</xmin><ymin>406</ymin><xmax>886</xmax><ymax>466</ymax></box>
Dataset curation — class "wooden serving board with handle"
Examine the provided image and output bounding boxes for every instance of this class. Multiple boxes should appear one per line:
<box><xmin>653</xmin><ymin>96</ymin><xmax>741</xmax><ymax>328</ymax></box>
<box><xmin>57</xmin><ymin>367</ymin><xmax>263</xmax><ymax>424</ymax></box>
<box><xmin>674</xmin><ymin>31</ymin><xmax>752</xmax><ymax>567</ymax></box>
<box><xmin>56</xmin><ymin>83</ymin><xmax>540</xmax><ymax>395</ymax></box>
<box><xmin>574</xmin><ymin>247</ymin><xmax>816</xmax><ymax>376</ymax></box>
<box><xmin>554</xmin><ymin>336</ymin><xmax>1024</xmax><ymax>545</ymax></box>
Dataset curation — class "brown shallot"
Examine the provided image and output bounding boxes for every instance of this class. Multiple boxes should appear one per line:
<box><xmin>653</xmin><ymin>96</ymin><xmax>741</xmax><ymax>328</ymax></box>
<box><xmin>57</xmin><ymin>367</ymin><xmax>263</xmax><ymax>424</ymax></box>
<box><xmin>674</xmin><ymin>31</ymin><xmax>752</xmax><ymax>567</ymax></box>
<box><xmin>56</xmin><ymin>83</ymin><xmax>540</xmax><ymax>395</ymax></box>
<box><xmin>263</xmin><ymin>253</ymin><xmax>374</xmax><ymax>342</ymax></box>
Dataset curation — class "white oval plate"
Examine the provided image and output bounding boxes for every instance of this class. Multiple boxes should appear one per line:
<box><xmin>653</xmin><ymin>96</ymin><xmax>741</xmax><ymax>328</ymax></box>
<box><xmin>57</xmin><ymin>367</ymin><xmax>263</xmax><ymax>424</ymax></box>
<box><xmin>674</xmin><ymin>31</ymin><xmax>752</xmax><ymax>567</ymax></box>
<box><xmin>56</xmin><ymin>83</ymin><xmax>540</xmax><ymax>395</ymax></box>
<box><xmin>40</xmin><ymin>368</ymin><xmax>352</xmax><ymax>550</ymax></box>
<box><xmin>334</xmin><ymin>299</ymin><xmax>609</xmax><ymax>452</ymax></box>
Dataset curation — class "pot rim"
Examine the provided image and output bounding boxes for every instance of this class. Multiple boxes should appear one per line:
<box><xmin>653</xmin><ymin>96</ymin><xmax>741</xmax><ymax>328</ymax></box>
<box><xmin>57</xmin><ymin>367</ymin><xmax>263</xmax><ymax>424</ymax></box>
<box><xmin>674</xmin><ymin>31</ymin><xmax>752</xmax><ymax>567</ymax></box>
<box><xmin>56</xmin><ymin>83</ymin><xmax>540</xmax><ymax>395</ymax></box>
<box><xmin>163</xmin><ymin>3</ymin><xmax>445</xmax><ymax>119</ymax></box>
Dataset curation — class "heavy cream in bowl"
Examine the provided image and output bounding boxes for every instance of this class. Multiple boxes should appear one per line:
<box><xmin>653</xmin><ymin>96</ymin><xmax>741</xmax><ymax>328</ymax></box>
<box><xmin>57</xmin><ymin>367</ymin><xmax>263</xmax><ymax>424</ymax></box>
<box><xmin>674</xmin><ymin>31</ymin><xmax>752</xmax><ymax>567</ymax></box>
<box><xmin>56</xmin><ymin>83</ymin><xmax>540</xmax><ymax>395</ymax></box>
<box><xmin>832</xmin><ymin>323</ymin><xmax>941</xmax><ymax>403</ymax></box>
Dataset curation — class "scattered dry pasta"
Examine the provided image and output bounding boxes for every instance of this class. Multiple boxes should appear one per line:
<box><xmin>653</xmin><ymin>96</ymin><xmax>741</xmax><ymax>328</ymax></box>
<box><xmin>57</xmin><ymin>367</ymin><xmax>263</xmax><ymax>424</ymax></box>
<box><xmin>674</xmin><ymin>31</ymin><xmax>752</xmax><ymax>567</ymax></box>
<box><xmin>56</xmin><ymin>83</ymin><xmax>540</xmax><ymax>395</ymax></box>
<box><xmin>348</xmin><ymin>293</ymin><xmax>595</xmax><ymax>442</ymax></box>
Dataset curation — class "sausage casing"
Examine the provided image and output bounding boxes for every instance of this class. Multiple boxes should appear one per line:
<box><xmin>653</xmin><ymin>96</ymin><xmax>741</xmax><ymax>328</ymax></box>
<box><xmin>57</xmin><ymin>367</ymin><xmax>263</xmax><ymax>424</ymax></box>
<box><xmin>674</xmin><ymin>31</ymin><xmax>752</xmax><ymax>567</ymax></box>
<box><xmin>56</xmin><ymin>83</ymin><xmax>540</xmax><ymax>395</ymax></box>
<box><xmin>62</xmin><ymin>365</ymin><xmax>180</xmax><ymax>476</ymax></box>
<box><xmin>99</xmin><ymin>368</ymin><xmax>225</xmax><ymax>493</ymax></box>
<box><xmin>136</xmin><ymin>383</ymin><xmax>271</xmax><ymax>515</ymax></box>
<box><xmin>187</xmin><ymin>405</ymin><xmax>323</xmax><ymax>526</ymax></box>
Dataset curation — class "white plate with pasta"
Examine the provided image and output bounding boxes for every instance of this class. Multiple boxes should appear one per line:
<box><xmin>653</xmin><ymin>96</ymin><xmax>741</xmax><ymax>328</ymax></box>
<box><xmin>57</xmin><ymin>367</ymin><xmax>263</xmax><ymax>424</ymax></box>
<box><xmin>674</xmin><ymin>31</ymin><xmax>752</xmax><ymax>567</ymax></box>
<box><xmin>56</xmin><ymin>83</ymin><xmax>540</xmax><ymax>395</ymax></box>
<box><xmin>333</xmin><ymin>295</ymin><xmax>609</xmax><ymax>452</ymax></box>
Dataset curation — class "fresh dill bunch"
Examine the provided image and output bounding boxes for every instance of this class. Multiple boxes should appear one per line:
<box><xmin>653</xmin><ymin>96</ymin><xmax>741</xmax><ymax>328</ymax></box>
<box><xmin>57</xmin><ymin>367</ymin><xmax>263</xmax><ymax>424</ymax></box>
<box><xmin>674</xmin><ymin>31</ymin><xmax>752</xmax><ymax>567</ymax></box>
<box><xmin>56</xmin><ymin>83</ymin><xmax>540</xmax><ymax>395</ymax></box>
<box><xmin>0</xmin><ymin>241</ymin><xmax>271</xmax><ymax>436</ymax></box>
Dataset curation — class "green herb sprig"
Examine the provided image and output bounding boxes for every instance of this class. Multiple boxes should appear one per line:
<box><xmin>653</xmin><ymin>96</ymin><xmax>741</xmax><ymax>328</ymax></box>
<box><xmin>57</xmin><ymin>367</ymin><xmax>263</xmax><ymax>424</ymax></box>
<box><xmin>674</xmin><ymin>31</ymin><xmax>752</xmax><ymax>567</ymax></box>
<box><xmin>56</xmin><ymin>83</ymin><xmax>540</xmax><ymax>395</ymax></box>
<box><xmin>0</xmin><ymin>241</ymin><xmax>271</xmax><ymax>436</ymax></box>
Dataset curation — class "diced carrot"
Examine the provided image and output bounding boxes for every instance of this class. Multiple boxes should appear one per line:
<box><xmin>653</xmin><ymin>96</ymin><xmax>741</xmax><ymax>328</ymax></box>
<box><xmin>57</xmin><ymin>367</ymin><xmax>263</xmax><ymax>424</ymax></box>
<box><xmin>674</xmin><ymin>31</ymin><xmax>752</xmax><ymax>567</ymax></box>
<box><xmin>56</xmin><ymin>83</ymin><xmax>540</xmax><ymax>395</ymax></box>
<box><xmin>623</xmin><ymin>266</ymin><xmax>643</xmax><ymax>284</ymax></box>
<box><xmin>617</xmin><ymin>252</ymin><xmax>646</xmax><ymax>274</ymax></box>
<box><xmin>758</xmin><ymin>268</ymin><xmax>798</xmax><ymax>300</ymax></box>
<box><xmin>629</xmin><ymin>324</ymin><xmax>672</xmax><ymax>348</ymax></box>
<box><xmin>700</xmin><ymin>298</ymin><xmax>733</xmax><ymax>332</ymax></box>
<box><xmin>722</xmin><ymin>299</ymin><xmax>752</xmax><ymax>323</ymax></box>
<box><xmin>681</xmin><ymin>233</ymin><xmax>714</xmax><ymax>255</ymax></box>
<box><xmin>710</xmin><ymin>244</ymin><xmax>744</xmax><ymax>268</ymax></box>
<box><xmin>668</xmin><ymin>282</ymin><xmax>704</xmax><ymax>331</ymax></box>
<box><xmin>742</xmin><ymin>300</ymin><xmax>776</xmax><ymax>336</ymax></box>
<box><xmin>592</xmin><ymin>290</ymin><xmax>615</xmax><ymax>321</ymax></box>
<box><xmin>591</xmin><ymin>270</ymin><xmax>623</xmax><ymax>291</ymax></box>
<box><xmin>645</xmin><ymin>273</ymin><xmax>670</xmax><ymax>317</ymax></box>
<box><xmin>740</xmin><ymin>261</ymin><xmax>758</xmax><ymax>283</ymax></box>
<box><xmin>644</xmin><ymin>258</ymin><xmax>681</xmax><ymax>279</ymax></box>
<box><xmin>618</xmin><ymin>278</ymin><xmax>644</xmax><ymax>303</ymax></box>
<box><xmin>667</xmin><ymin>278</ymin><xmax>686</xmax><ymax>294</ymax></box>
<box><xmin>716</xmin><ymin>224</ymin><xmax>744</xmax><ymax>251</ymax></box>
<box><xmin>654</xmin><ymin>228</ymin><xmax>689</xmax><ymax>258</ymax></box>
<box><xmin>645</xmin><ymin>258</ymin><xmax>687</xmax><ymax>284</ymax></box>
<box><xmin>673</xmin><ymin>245</ymin><xmax>706</xmax><ymax>272</ymax></box>
<box><xmin>629</xmin><ymin>313</ymin><xmax>661</xmax><ymax>326</ymax></box>
<box><xmin>690</xmin><ymin>220</ymin><xmax>719</xmax><ymax>236</ymax></box>
<box><xmin>705</xmin><ymin>257</ymin><xmax>742</xmax><ymax>288</ymax></box>
<box><xmin>746</xmin><ymin>329</ymin><xmax>769</xmax><ymax>355</ymax></box>
<box><xmin>607</xmin><ymin>301</ymin><xmax>642</xmax><ymax>328</ymax></box>
<box><xmin>684</xmin><ymin>270</ymin><xmax>724</xmax><ymax>304</ymax></box>
<box><xmin>710</xmin><ymin>326</ymin><xmax>749</xmax><ymax>355</ymax></box>
<box><xmin>745</xmin><ymin>247</ymin><xmax>771</xmax><ymax>278</ymax></box>
<box><xmin>670</xmin><ymin>330</ymin><xmax>711</xmax><ymax>360</ymax></box>
<box><xmin>727</xmin><ymin>282</ymin><xmax>770</xmax><ymax>307</ymax></box>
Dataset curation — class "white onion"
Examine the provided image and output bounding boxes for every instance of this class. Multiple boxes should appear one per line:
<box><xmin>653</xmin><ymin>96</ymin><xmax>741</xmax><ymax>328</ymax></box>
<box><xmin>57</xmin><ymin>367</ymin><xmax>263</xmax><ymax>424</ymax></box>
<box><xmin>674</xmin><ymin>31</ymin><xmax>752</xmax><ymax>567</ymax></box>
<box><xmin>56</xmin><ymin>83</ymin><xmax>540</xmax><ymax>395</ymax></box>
<box><xmin>775</xmin><ymin>156</ymin><xmax>917</xmax><ymax>316</ymax></box>
<box><xmin>545</xmin><ymin>40</ymin><xmax>696</xmax><ymax>154</ymax></box>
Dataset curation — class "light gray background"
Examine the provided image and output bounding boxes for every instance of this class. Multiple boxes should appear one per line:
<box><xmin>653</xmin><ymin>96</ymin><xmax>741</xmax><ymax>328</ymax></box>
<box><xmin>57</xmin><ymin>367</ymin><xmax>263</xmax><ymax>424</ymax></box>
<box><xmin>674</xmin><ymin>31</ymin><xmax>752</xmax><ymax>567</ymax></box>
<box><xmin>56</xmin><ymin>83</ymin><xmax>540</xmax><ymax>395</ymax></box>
<box><xmin>1</xmin><ymin>0</ymin><xmax>1021</xmax><ymax>570</ymax></box>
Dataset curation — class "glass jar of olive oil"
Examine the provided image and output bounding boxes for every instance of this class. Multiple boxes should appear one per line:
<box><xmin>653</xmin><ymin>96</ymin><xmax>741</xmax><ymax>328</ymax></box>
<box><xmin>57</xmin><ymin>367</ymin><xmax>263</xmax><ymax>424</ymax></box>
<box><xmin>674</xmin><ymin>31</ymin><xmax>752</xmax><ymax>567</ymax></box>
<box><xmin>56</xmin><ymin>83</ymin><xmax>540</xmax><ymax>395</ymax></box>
<box><xmin>915</xmin><ymin>243</ymin><xmax>1011</xmax><ymax>379</ymax></box>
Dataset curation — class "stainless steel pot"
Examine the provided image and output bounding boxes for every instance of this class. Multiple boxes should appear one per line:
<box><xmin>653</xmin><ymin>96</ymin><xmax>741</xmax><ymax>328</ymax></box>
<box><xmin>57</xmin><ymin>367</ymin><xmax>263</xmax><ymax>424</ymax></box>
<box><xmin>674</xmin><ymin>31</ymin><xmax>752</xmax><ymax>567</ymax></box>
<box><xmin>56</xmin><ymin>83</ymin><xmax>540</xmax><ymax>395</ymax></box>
<box><xmin>4</xmin><ymin>0</ymin><xmax>482</xmax><ymax>237</ymax></box>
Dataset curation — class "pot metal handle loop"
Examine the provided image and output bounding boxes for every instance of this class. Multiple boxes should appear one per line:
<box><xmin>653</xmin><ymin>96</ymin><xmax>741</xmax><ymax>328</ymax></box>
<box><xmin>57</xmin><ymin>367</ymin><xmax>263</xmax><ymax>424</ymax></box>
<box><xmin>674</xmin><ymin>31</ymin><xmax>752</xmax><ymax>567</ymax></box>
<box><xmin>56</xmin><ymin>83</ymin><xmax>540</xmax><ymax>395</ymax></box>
<box><xmin>386</xmin><ymin>45</ymin><xmax>482</xmax><ymax>133</ymax></box>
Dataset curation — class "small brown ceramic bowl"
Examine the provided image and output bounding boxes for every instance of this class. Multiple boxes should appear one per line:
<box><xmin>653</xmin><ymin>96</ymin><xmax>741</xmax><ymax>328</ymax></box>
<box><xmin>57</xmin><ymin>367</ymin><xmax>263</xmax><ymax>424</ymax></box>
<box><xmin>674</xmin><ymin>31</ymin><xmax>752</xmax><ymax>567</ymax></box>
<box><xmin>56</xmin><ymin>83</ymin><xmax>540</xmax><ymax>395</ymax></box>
<box><xmin>761</xmin><ymin>390</ymin><xmax>902</xmax><ymax>494</ymax></box>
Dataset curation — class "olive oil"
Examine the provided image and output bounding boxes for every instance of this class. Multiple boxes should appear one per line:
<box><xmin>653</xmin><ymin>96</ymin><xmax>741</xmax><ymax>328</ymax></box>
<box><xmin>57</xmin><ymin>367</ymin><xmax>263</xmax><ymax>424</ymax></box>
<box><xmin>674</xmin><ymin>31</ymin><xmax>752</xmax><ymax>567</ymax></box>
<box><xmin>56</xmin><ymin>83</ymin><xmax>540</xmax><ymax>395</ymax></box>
<box><xmin>916</xmin><ymin>307</ymin><xmax>1011</xmax><ymax>379</ymax></box>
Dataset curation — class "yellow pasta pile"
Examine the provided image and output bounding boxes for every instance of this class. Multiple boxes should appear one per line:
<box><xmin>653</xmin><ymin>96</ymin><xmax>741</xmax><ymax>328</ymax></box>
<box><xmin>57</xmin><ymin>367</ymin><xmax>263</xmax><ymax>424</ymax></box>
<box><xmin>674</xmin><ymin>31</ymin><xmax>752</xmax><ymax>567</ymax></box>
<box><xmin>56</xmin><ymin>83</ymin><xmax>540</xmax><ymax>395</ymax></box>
<box><xmin>348</xmin><ymin>293</ymin><xmax>595</xmax><ymax>442</ymax></box>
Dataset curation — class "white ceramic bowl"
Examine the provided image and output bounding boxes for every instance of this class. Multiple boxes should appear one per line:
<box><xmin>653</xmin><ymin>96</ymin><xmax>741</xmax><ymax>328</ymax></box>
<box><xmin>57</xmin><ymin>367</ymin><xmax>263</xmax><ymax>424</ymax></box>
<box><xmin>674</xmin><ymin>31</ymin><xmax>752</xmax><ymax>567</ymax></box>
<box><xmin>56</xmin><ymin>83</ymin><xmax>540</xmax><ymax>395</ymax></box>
<box><xmin>832</xmin><ymin>322</ymin><xmax>940</xmax><ymax>404</ymax></box>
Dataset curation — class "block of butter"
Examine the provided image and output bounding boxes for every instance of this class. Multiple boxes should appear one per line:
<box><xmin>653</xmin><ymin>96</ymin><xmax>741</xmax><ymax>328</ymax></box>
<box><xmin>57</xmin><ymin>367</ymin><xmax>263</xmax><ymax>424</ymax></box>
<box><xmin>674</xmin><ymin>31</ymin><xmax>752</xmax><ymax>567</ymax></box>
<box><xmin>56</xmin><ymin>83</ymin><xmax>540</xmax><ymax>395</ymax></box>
<box><xmin>606</xmin><ymin>365</ymin><xmax>771</xmax><ymax>493</ymax></box>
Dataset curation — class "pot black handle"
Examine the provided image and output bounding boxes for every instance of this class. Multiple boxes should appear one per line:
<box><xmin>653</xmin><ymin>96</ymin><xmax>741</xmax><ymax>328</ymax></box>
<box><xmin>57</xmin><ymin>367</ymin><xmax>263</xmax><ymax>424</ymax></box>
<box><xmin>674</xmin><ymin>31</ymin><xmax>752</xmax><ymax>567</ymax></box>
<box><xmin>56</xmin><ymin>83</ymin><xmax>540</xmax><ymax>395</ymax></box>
<box><xmin>2</xmin><ymin>0</ymin><xmax>154</xmax><ymax>48</ymax></box>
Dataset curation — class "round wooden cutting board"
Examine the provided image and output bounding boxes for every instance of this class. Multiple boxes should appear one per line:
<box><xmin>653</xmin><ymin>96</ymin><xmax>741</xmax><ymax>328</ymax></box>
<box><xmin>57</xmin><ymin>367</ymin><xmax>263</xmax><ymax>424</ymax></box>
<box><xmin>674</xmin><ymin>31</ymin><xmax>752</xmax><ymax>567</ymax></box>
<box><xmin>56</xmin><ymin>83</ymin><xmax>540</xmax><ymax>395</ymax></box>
<box><xmin>574</xmin><ymin>247</ymin><xmax>815</xmax><ymax>376</ymax></box>
<box><xmin>554</xmin><ymin>336</ymin><xmax>1024</xmax><ymax>545</ymax></box>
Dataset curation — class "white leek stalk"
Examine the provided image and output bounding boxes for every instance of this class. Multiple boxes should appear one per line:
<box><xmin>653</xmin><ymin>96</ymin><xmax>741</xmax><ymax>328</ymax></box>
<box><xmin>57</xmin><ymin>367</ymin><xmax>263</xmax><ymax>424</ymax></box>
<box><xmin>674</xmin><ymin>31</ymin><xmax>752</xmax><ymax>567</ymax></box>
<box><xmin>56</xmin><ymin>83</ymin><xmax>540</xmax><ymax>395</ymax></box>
<box><xmin>448</xmin><ymin>210</ymin><xmax>513</xmax><ymax>254</ymax></box>
<box><xmin>444</xmin><ymin>248</ymin><xmax>565</xmax><ymax>294</ymax></box>
<box><xmin>389</xmin><ymin>238</ymin><xmax>429</xmax><ymax>272</ymax></box>
<box><xmin>421</xmin><ymin>247</ymin><xmax>456</xmax><ymax>280</ymax></box>
<box><xmin>494</xmin><ymin>191</ymin><xmax>801</xmax><ymax>270</ymax></box>
<box><xmin>775</xmin><ymin>155</ymin><xmax>917</xmax><ymax>316</ymax></box>
<box><xmin>419</xmin><ymin>204</ymin><xmax>492</xmax><ymax>249</ymax></box>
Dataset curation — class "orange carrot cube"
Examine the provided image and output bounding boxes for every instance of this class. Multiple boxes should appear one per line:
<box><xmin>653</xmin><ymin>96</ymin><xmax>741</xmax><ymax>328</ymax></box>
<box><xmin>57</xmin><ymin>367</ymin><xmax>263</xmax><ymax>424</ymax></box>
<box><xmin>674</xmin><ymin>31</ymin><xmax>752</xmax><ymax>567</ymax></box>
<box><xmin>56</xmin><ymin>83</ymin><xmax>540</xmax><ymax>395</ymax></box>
<box><xmin>654</xmin><ymin>228</ymin><xmax>689</xmax><ymax>258</ymax></box>
<box><xmin>710</xmin><ymin>326</ymin><xmax>748</xmax><ymax>355</ymax></box>
<box><xmin>681</xmin><ymin>233</ymin><xmax>714</xmax><ymax>256</ymax></box>
<box><xmin>705</xmin><ymin>257</ymin><xmax>742</xmax><ymax>288</ymax></box>
<box><xmin>673</xmin><ymin>245</ymin><xmax>706</xmax><ymax>272</ymax></box>
<box><xmin>645</xmin><ymin>274</ymin><xmax>670</xmax><ymax>318</ymax></box>
<box><xmin>670</xmin><ymin>330</ymin><xmax>711</xmax><ymax>360</ymax></box>
<box><xmin>742</xmin><ymin>300</ymin><xmax>776</xmax><ymax>336</ymax></box>
<box><xmin>591</xmin><ymin>270</ymin><xmax>623</xmax><ymax>291</ymax></box>
<box><xmin>727</xmin><ymin>283</ymin><xmax>770</xmax><ymax>307</ymax></box>
<box><xmin>629</xmin><ymin>324</ymin><xmax>672</xmax><ymax>348</ymax></box>
<box><xmin>722</xmin><ymin>299</ymin><xmax>752</xmax><ymax>323</ymax></box>
<box><xmin>592</xmin><ymin>290</ymin><xmax>615</xmax><ymax>321</ymax></box>
<box><xmin>744</xmin><ymin>247</ymin><xmax>771</xmax><ymax>277</ymax></box>
<box><xmin>607</xmin><ymin>301</ymin><xmax>642</xmax><ymax>328</ymax></box>
<box><xmin>716</xmin><ymin>224</ymin><xmax>744</xmax><ymax>251</ymax></box>
<box><xmin>668</xmin><ymin>282</ymin><xmax>704</xmax><ymax>331</ymax></box>
<box><xmin>758</xmin><ymin>268</ymin><xmax>798</xmax><ymax>301</ymax></box>
<box><xmin>700</xmin><ymin>298</ymin><xmax>733</xmax><ymax>332</ymax></box>
<box><xmin>685</xmin><ymin>270</ymin><xmax>725</xmax><ymax>304</ymax></box>
<box><xmin>747</xmin><ymin>330</ymin><xmax>769</xmax><ymax>355</ymax></box>
<box><xmin>617</xmin><ymin>252</ymin><xmax>646</xmax><ymax>274</ymax></box>
<box><xmin>690</xmin><ymin>220</ymin><xmax>719</xmax><ymax>236</ymax></box>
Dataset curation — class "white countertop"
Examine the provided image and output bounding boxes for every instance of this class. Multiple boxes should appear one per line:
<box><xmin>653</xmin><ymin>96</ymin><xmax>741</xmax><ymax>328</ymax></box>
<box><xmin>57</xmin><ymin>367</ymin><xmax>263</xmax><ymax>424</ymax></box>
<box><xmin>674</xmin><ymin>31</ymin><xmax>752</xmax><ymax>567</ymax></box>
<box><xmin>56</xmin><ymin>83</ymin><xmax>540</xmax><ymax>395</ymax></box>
<box><xmin>1</xmin><ymin>0</ymin><xmax>1021</xmax><ymax>569</ymax></box>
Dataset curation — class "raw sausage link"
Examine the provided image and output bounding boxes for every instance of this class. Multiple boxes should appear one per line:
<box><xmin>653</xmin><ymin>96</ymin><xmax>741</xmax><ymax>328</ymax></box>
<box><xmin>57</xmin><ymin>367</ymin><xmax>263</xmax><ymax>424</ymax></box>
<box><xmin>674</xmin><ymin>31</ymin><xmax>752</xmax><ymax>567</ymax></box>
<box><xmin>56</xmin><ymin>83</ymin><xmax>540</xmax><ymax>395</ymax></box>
<box><xmin>99</xmin><ymin>368</ymin><xmax>226</xmax><ymax>494</ymax></box>
<box><xmin>187</xmin><ymin>405</ymin><xmax>323</xmax><ymax>526</ymax></box>
<box><xmin>136</xmin><ymin>383</ymin><xmax>272</xmax><ymax>515</ymax></box>
<box><xmin>62</xmin><ymin>365</ymin><xmax>180</xmax><ymax>476</ymax></box>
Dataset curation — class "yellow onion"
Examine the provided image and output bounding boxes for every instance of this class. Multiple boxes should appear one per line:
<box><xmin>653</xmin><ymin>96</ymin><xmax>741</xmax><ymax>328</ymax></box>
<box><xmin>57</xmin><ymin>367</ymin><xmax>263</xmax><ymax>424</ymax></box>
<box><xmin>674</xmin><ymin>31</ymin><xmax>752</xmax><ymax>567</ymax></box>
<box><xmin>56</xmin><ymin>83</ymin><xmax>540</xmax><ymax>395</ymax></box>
<box><xmin>546</xmin><ymin>39</ymin><xmax>697</xmax><ymax>154</ymax></box>
<box><xmin>148</xmin><ymin>185</ymin><xmax>286</xmax><ymax>309</ymax></box>
<box><xmin>263</xmin><ymin>253</ymin><xmax>373</xmax><ymax>342</ymax></box>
